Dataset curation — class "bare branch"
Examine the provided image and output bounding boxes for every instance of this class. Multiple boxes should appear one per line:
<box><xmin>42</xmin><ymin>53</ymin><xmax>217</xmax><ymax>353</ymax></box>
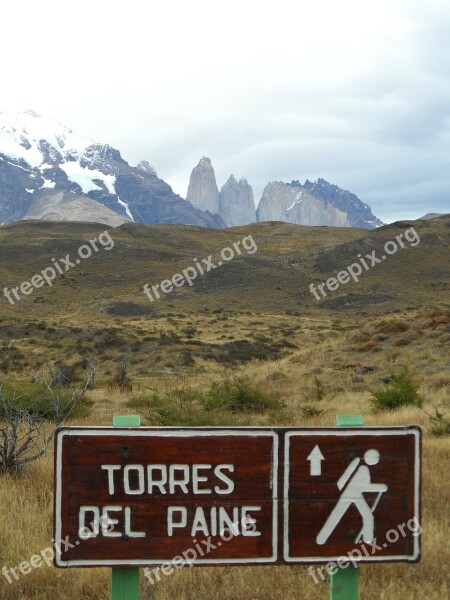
<box><xmin>0</xmin><ymin>365</ymin><xmax>96</xmax><ymax>474</ymax></box>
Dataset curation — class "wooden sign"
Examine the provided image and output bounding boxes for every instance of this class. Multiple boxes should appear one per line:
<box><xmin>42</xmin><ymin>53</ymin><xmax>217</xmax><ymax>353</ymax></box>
<box><xmin>54</xmin><ymin>428</ymin><xmax>278</xmax><ymax>567</ymax></box>
<box><xmin>54</xmin><ymin>426</ymin><xmax>420</xmax><ymax>567</ymax></box>
<box><xmin>284</xmin><ymin>428</ymin><xmax>421</xmax><ymax>563</ymax></box>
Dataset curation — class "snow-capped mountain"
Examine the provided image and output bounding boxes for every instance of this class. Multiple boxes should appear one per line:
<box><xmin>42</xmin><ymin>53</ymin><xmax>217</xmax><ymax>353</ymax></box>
<box><xmin>0</xmin><ymin>111</ymin><xmax>224</xmax><ymax>227</ymax></box>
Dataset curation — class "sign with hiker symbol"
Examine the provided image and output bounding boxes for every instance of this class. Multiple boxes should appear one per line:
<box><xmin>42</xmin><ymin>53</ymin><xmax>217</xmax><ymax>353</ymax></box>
<box><xmin>284</xmin><ymin>428</ymin><xmax>420</xmax><ymax>562</ymax></box>
<box><xmin>316</xmin><ymin>449</ymin><xmax>388</xmax><ymax>545</ymax></box>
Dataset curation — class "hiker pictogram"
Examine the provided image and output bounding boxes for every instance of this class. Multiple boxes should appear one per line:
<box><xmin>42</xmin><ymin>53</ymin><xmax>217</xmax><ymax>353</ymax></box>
<box><xmin>316</xmin><ymin>449</ymin><xmax>388</xmax><ymax>545</ymax></box>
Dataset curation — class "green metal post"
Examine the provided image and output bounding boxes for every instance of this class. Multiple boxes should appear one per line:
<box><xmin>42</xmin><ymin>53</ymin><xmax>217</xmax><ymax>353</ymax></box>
<box><xmin>329</xmin><ymin>414</ymin><xmax>363</xmax><ymax>600</ymax></box>
<box><xmin>111</xmin><ymin>415</ymin><xmax>141</xmax><ymax>600</ymax></box>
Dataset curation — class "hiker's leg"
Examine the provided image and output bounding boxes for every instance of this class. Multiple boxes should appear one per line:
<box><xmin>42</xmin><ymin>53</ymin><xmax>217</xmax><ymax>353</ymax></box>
<box><xmin>316</xmin><ymin>499</ymin><xmax>352</xmax><ymax>545</ymax></box>
<box><xmin>355</xmin><ymin>499</ymin><xmax>374</xmax><ymax>542</ymax></box>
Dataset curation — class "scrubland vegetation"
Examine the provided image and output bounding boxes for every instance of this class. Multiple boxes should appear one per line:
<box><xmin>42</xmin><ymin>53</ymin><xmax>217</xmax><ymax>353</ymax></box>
<box><xmin>0</xmin><ymin>305</ymin><xmax>449</xmax><ymax>599</ymax></box>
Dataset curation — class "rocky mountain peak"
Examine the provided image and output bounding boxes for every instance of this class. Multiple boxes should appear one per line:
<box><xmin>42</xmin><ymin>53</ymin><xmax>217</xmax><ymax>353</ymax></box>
<box><xmin>79</xmin><ymin>144</ymin><xmax>125</xmax><ymax>175</ymax></box>
<box><xmin>256</xmin><ymin>181</ymin><xmax>351</xmax><ymax>227</ymax></box>
<box><xmin>186</xmin><ymin>156</ymin><xmax>220</xmax><ymax>214</ymax></box>
<box><xmin>219</xmin><ymin>175</ymin><xmax>255</xmax><ymax>226</ymax></box>
<box><xmin>137</xmin><ymin>160</ymin><xmax>157</xmax><ymax>176</ymax></box>
<box><xmin>223</xmin><ymin>174</ymin><xmax>237</xmax><ymax>186</ymax></box>
<box><xmin>302</xmin><ymin>178</ymin><xmax>383</xmax><ymax>228</ymax></box>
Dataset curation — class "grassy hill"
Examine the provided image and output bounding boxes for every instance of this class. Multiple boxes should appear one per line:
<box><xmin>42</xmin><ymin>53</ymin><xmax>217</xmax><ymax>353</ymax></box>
<box><xmin>1</xmin><ymin>216</ymin><xmax>448</xmax><ymax>317</ymax></box>
<box><xmin>0</xmin><ymin>216</ymin><xmax>448</xmax><ymax>375</ymax></box>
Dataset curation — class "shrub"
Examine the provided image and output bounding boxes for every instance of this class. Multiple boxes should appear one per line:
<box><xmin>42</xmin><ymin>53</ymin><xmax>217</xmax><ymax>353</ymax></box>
<box><xmin>300</xmin><ymin>404</ymin><xmax>324</xmax><ymax>418</ymax></box>
<box><xmin>180</xmin><ymin>350</ymin><xmax>195</xmax><ymax>367</ymax></box>
<box><xmin>129</xmin><ymin>377</ymin><xmax>284</xmax><ymax>425</ymax></box>
<box><xmin>421</xmin><ymin>405</ymin><xmax>450</xmax><ymax>436</ymax></box>
<box><xmin>109</xmin><ymin>356</ymin><xmax>132</xmax><ymax>394</ymax></box>
<box><xmin>369</xmin><ymin>368</ymin><xmax>422</xmax><ymax>411</ymax></box>
<box><xmin>213</xmin><ymin>340</ymin><xmax>289</xmax><ymax>365</ymax></box>
<box><xmin>376</xmin><ymin>320</ymin><xmax>410</xmax><ymax>334</ymax></box>
<box><xmin>130</xmin><ymin>385</ymin><xmax>224</xmax><ymax>427</ymax></box>
<box><xmin>312</xmin><ymin>376</ymin><xmax>325</xmax><ymax>401</ymax></box>
<box><xmin>203</xmin><ymin>376</ymin><xmax>283</xmax><ymax>413</ymax></box>
<box><xmin>0</xmin><ymin>381</ymin><xmax>91</xmax><ymax>420</ymax></box>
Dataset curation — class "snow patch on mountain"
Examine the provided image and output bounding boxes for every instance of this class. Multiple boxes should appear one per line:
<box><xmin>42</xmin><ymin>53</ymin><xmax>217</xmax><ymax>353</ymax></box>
<box><xmin>41</xmin><ymin>179</ymin><xmax>56</xmax><ymax>189</ymax></box>
<box><xmin>118</xmin><ymin>198</ymin><xmax>134</xmax><ymax>221</ymax></box>
<box><xmin>287</xmin><ymin>191</ymin><xmax>303</xmax><ymax>211</ymax></box>
<box><xmin>59</xmin><ymin>161</ymin><xmax>116</xmax><ymax>194</ymax></box>
<box><xmin>0</xmin><ymin>110</ymin><xmax>92</xmax><ymax>167</ymax></box>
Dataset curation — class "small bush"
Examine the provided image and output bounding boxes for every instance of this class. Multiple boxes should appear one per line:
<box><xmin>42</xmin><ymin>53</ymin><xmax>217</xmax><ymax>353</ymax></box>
<box><xmin>369</xmin><ymin>368</ymin><xmax>422</xmax><ymax>411</ymax></box>
<box><xmin>0</xmin><ymin>375</ymin><xmax>93</xmax><ymax>474</ymax></box>
<box><xmin>129</xmin><ymin>377</ymin><xmax>284</xmax><ymax>425</ymax></box>
<box><xmin>180</xmin><ymin>349</ymin><xmax>195</xmax><ymax>367</ymax></box>
<box><xmin>421</xmin><ymin>405</ymin><xmax>450</xmax><ymax>436</ymax></box>
<box><xmin>311</xmin><ymin>376</ymin><xmax>325</xmax><ymax>401</ymax></box>
<box><xmin>0</xmin><ymin>382</ymin><xmax>92</xmax><ymax>420</ymax></box>
<box><xmin>130</xmin><ymin>385</ymin><xmax>227</xmax><ymax>426</ymax></box>
<box><xmin>300</xmin><ymin>404</ymin><xmax>324</xmax><ymax>418</ymax></box>
<box><xmin>203</xmin><ymin>376</ymin><xmax>283</xmax><ymax>413</ymax></box>
<box><xmin>213</xmin><ymin>340</ymin><xmax>288</xmax><ymax>365</ymax></box>
<box><xmin>109</xmin><ymin>356</ymin><xmax>132</xmax><ymax>394</ymax></box>
<box><xmin>376</xmin><ymin>320</ymin><xmax>410</xmax><ymax>334</ymax></box>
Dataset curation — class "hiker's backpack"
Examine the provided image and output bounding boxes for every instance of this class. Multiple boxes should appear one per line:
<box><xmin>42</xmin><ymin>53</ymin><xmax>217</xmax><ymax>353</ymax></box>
<box><xmin>337</xmin><ymin>457</ymin><xmax>360</xmax><ymax>490</ymax></box>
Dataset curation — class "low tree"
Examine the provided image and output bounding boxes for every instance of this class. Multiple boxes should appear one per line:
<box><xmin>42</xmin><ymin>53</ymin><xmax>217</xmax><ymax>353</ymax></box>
<box><xmin>0</xmin><ymin>366</ymin><xmax>95</xmax><ymax>474</ymax></box>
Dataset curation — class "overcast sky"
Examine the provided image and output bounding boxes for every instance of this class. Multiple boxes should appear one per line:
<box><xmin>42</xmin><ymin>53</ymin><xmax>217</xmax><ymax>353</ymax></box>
<box><xmin>2</xmin><ymin>0</ymin><xmax>449</xmax><ymax>223</ymax></box>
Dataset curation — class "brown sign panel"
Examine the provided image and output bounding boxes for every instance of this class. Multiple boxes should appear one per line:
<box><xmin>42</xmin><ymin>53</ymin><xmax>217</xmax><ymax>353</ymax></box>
<box><xmin>54</xmin><ymin>428</ymin><xmax>278</xmax><ymax>567</ymax></box>
<box><xmin>54</xmin><ymin>426</ymin><xmax>420</xmax><ymax>567</ymax></box>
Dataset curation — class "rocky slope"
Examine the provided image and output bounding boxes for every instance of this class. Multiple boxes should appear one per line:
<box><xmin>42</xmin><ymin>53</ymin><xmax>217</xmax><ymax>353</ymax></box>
<box><xmin>301</xmin><ymin>178</ymin><xmax>383</xmax><ymax>228</ymax></box>
<box><xmin>256</xmin><ymin>181</ymin><xmax>351</xmax><ymax>227</ymax></box>
<box><xmin>0</xmin><ymin>111</ymin><xmax>224</xmax><ymax>228</ymax></box>
<box><xmin>22</xmin><ymin>191</ymin><xmax>130</xmax><ymax>227</ymax></box>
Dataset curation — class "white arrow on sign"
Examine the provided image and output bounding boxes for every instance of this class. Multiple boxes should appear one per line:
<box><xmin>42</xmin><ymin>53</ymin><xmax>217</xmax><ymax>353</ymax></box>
<box><xmin>307</xmin><ymin>445</ymin><xmax>325</xmax><ymax>476</ymax></box>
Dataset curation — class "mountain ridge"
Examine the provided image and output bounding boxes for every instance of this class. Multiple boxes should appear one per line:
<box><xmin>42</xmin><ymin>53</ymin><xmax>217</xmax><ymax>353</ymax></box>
<box><xmin>1</xmin><ymin>111</ymin><xmax>383</xmax><ymax>230</ymax></box>
<box><xmin>186</xmin><ymin>157</ymin><xmax>383</xmax><ymax>229</ymax></box>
